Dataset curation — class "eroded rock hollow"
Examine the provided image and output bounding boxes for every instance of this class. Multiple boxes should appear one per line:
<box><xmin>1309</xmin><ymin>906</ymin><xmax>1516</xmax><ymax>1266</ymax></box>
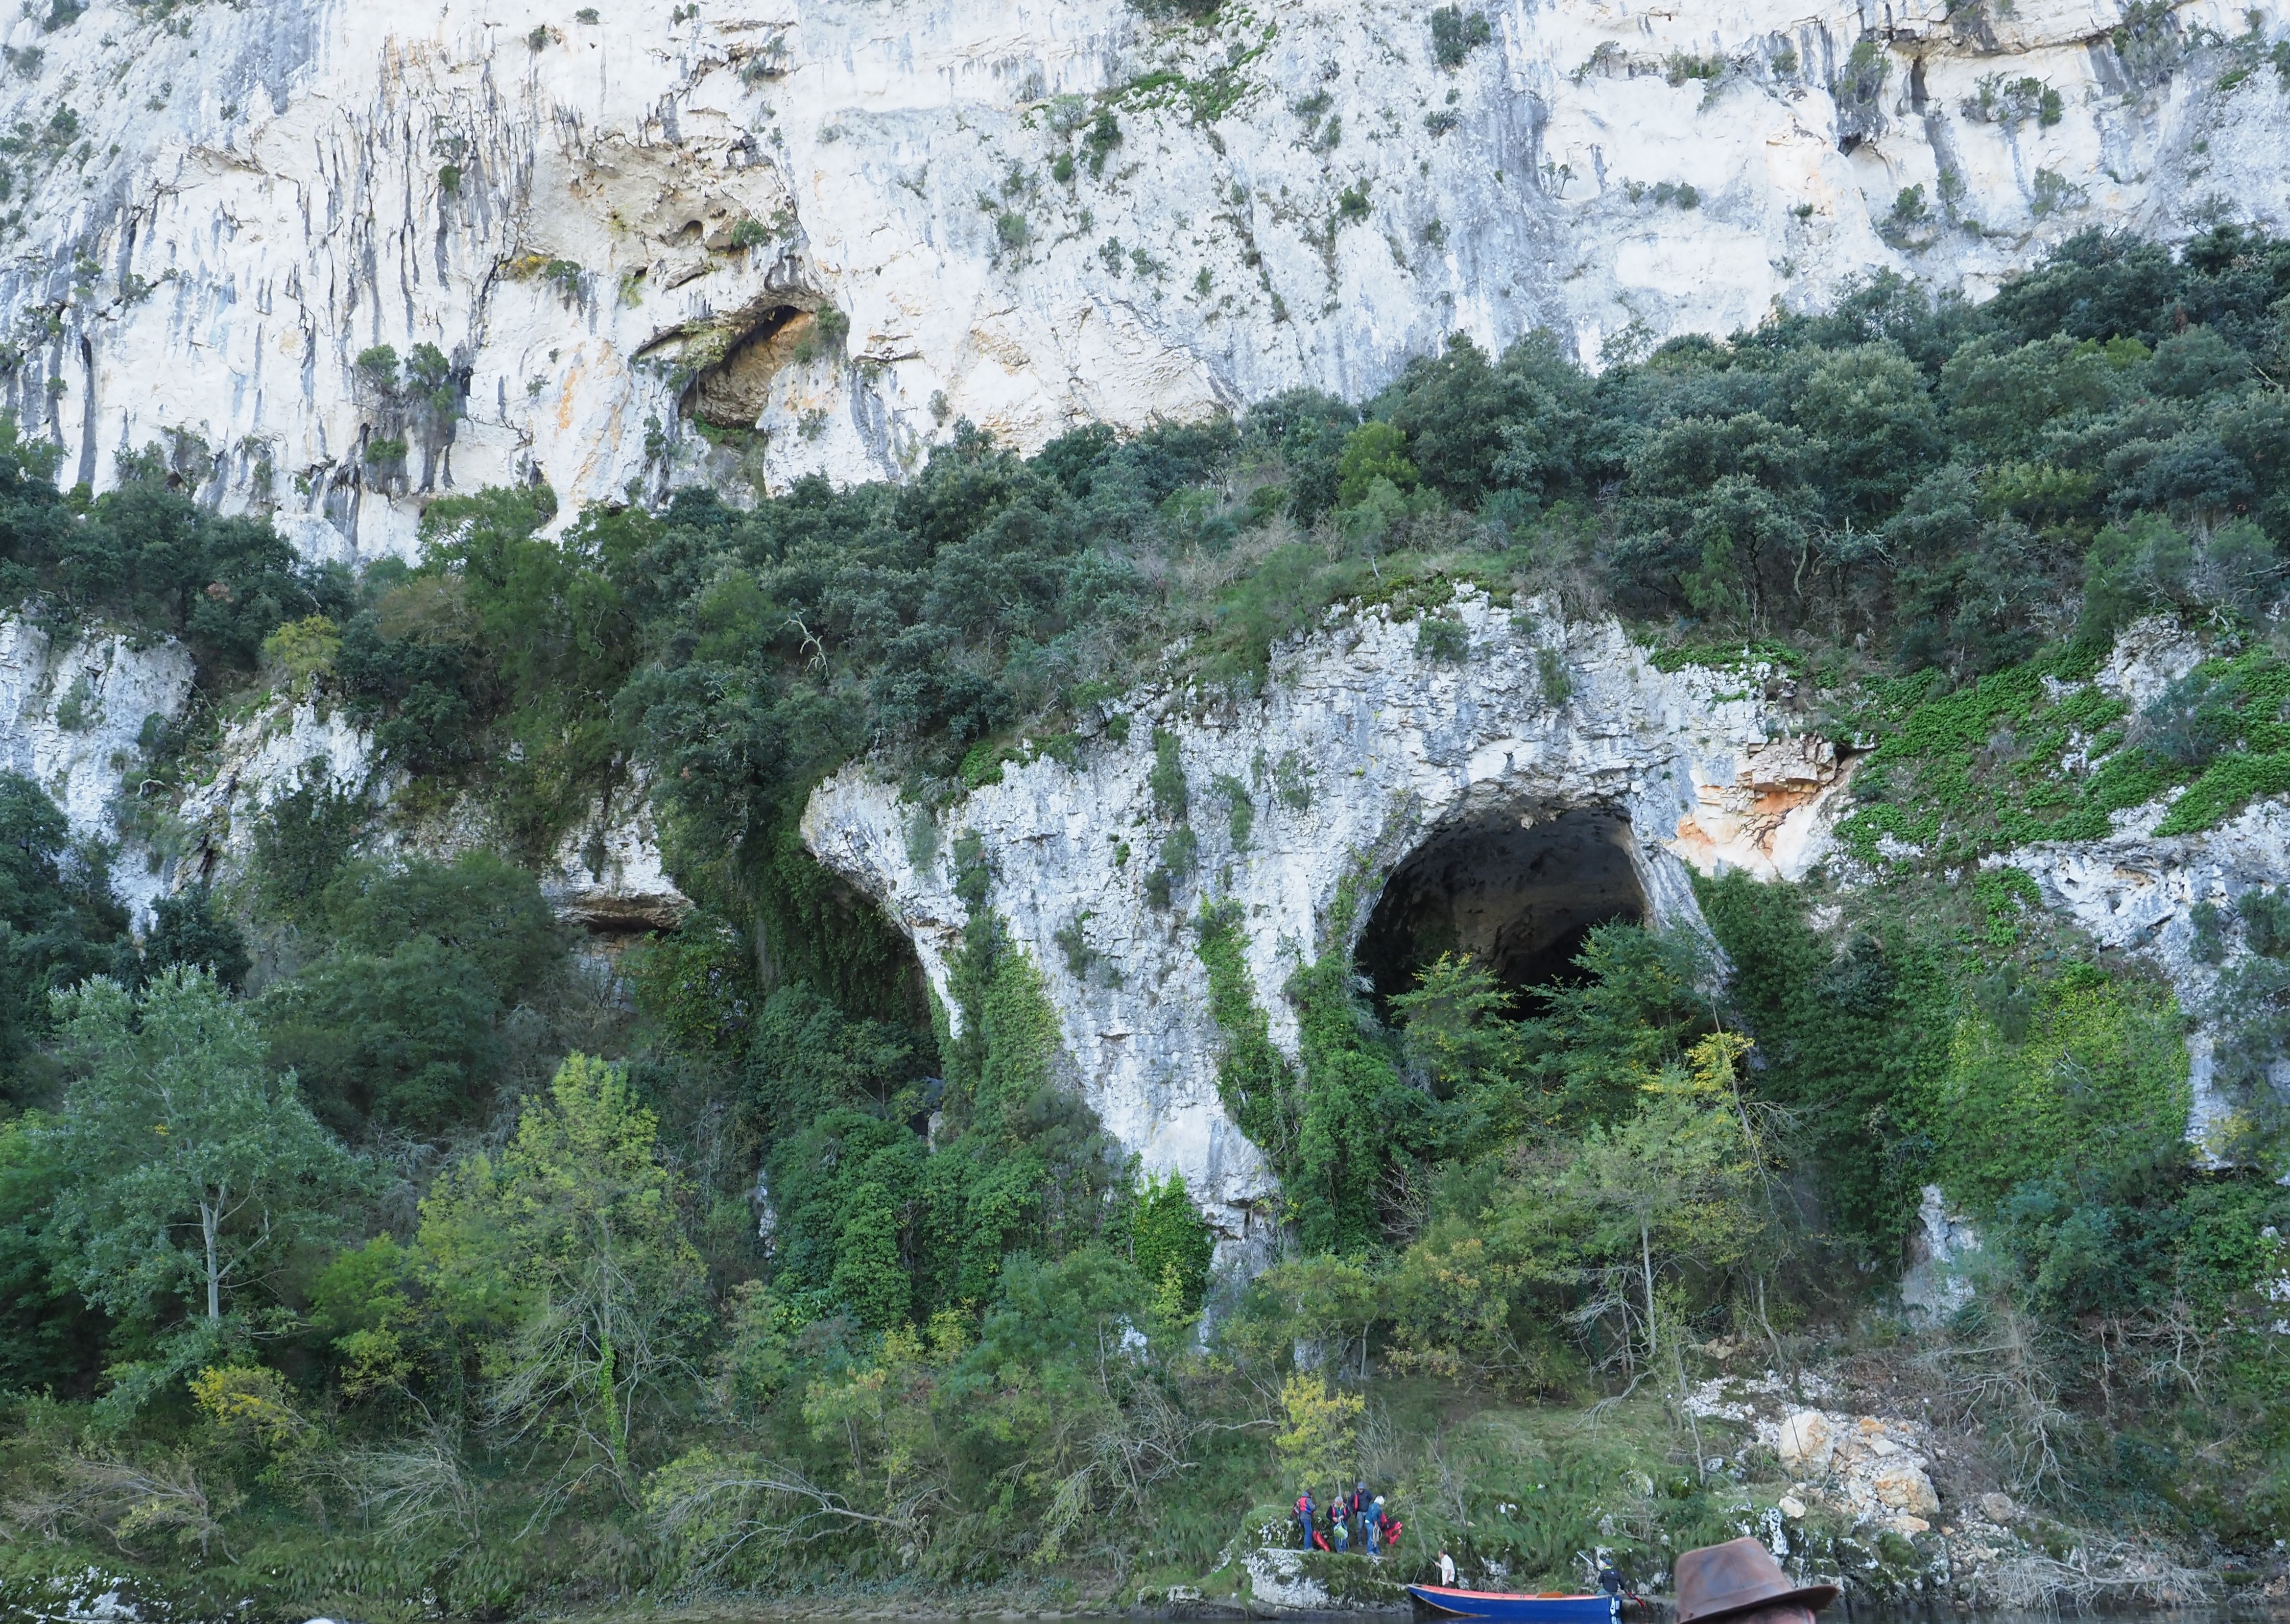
<box><xmin>1356</xmin><ymin>806</ymin><xmax>1650</xmax><ymax>1006</ymax></box>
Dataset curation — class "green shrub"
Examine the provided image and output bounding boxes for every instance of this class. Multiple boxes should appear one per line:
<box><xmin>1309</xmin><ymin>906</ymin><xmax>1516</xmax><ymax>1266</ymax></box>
<box><xmin>1084</xmin><ymin>110</ymin><xmax>1121</xmax><ymax>176</ymax></box>
<box><xmin>1430</xmin><ymin>5</ymin><xmax>1491</xmax><ymax>68</ymax></box>
<box><xmin>259</xmin><ymin>853</ymin><xmax>566</xmax><ymax>1133</ymax></box>
<box><xmin>1932</xmin><ymin>962</ymin><xmax>2189</xmax><ymax>1207</ymax></box>
<box><xmin>1149</xmin><ymin>726</ymin><xmax>1189</xmax><ymax>819</ymax></box>
<box><xmin>0</xmin><ymin>773</ymin><xmax>123</xmax><ymax>1092</ymax></box>
<box><xmin>1131</xmin><ymin>1171</ymin><xmax>1215</xmax><ymax>1314</ymax></box>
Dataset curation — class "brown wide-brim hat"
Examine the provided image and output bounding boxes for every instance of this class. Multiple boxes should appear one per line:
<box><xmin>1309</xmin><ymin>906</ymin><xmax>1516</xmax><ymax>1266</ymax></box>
<box><xmin>1674</xmin><ymin>1537</ymin><xmax>1839</xmax><ymax>1624</ymax></box>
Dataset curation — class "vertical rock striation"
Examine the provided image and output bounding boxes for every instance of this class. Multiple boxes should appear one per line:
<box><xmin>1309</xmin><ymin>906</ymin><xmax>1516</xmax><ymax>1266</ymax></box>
<box><xmin>0</xmin><ymin>0</ymin><xmax>2278</xmax><ymax>547</ymax></box>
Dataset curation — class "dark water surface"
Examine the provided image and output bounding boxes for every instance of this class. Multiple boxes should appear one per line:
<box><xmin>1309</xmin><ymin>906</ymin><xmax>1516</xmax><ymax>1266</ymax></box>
<box><xmin>597</xmin><ymin>1607</ymin><xmax>2290</xmax><ymax>1624</ymax></box>
<box><xmin>1835</xmin><ymin>1611</ymin><xmax>2289</xmax><ymax>1624</ymax></box>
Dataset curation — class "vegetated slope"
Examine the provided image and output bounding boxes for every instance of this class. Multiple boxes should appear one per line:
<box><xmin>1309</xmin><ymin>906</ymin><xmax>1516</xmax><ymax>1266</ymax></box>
<box><xmin>0</xmin><ymin>227</ymin><xmax>2288</xmax><ymax>1614</ymax></box>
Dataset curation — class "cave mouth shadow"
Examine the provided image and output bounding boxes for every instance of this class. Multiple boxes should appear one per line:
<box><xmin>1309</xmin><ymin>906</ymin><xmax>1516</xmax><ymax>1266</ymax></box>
<box><xmin>1355</xmin><ymin>807</ymin><xmax>1648</xmax><ymax>1014</ymax></box>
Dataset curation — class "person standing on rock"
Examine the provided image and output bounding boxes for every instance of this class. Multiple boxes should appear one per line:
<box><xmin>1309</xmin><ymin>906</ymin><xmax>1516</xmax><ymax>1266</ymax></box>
<box><xmin>1295</xmin><ymin>1486</ymin><xmax>1316</xmax><ymax>1552</ymax></box>
<box><xmin>1438</xmin><ymin>1549</ymin><xmax>1458</xmax><ymax>1585</ymax></box>
<box><xmin>1673</xmin><ymin>1537</ymin><xmax>1839</xmax><ymax>1624</ymax></box>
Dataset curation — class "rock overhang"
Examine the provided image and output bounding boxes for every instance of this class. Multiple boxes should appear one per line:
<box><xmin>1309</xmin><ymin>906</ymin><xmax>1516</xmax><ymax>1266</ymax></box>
<box><xmin>801</xmin><ymin>589</ymin><xmax>1863</xmax><ymax>1266</ymax></box>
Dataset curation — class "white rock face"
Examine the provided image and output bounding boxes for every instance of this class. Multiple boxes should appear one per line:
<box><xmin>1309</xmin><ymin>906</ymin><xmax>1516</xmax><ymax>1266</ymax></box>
<box><xmin>1777</xmin><ymin>1409</ymin><xmax>1837</xmax><ymax>1474</ymax></box>
<box><xmin>169</xmin><ymin>698</ymin><xmax>690</xmax><ymax>928</ymax></box>
<box><xmin>19</xmin><ymin>674</ymin><xmax>692</xmax><ymax>933</ymax></box>
<box><xmin>2</xmin><ymin>0</ymin><xmax>2283</xmax><ymax>546</ymax></box>
<box><xmin>0</xmin><ymin>614</ymin><xmax>194</xmax><ymax>919</ymax></box>
<box><xmin>1899</xmin><ymin>1182</ymin><xmax>1983</xmax><ymax>1323</ymax></box>
<box><xmin>1764</xmin><ymin>1406</ymin><xmax>1941</xmax><ymax>1534</ymax></box>
<box><xmin>541</xmin><ymin>776</ymin><xmax>692</xmax><ymax>930</ymax></box>
<box><xmin>803</xmin><ymin>591</ymin><xmax>1859</xmax><ymax>1258</ymax></box>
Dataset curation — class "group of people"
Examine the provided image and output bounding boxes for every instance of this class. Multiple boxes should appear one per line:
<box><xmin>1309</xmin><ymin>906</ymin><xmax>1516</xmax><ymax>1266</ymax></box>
<box><xmin>1292</xmin><ymin>1482</ymin><xmax>1400</xmax><ymax>1556</ymax></box>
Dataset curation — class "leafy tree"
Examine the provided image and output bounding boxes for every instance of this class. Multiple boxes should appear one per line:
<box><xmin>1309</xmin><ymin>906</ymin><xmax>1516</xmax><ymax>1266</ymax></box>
<box><xmin>0</xmin><ymin>430</ymin><xmax>340</xmax><ymax>673</ymax></box>
<box><xmin>250</xmin><ymin>767</ymin><xmax>368</xmax><ymax>925</ymax></box>
<box><xmin>0</xmin><ymin>1113</ymin><xmax>108</xmax><ymax>1394</ymax></box>
<box><xmin>1388</xmin><ymin>952</ymin><xmax>1533</xmax><ymax>1159</ymax></box>
<box><xmin>1549</xmin><ymin>1031</ymin><xmax>1776</xmax><ymax>1380</ymax></box>
<box><xmin>419</xmin><ymin>1054</ymin><xmax>707</xmax><ymax>1494</ymax></box>
<box><xmin>1696</xmin><ymin>874</ymin><xmax>1929</xmax><ymax>1253</ymax></box>
<box><xmin>1937</xmin><ymin>334</ymin><xmax>2118</xmax><ymax>459</ymax></box>
<box><xmin>1428</xmin><ymin>5</ymin><xmax>1492</xmax><ymax>69</ymax></box>
<box><xmin>1611</xmin><ymin>412</ymin><xmax>1816</xmax><ymax>622</ymax></box>
<box><xmin>1241</xmin><ymin>388</ymin><xmax>1358</xmax><ymax>526</ymax></box>
<box><xmin>1797</xmin><ymin>341</ymin><xmax>1944</xmax><ymax>520</ymax></box>
<box><xmin>2081</xmin><ymin>513</ymin><xmax>2195</xmax><ymax>640</ymax></box>
<box><xmin>136</xmin><ymin>884</ymin><xmax>250</xmax><ymax>991</ymax></box>
<box><xmin>260</xmin><ymin>853</ymin><xmax>565</xmax><ymax>1133</ymax></box>
<box><xmin>0</xmin><ymin>771</ymin><xmax>124</xmax><ymax>1093</ymax></box>
<box><xmin>1272</xmin><ymin>1373</ymin><xmax>1362</xmax><ymax>1487</ymax></box>
<box><xmin>39</xmin><ymin>968</ymin><xmax>359</xmax><ymax>1406</ymax></box>
<box><xmin>741</xmin><ymin>980</ymin><xmax>929</xmax><ymax>1138</ymax></box>
<box><xmin>1130</xmin><ymin>1171</ymin><xmax>1215</xmax><ymax>1317</ymax></box>
<box><xmin>1520</xmin><ymin>923</ymin><xmax>1713</xmax><ymax>1127</ymax></box>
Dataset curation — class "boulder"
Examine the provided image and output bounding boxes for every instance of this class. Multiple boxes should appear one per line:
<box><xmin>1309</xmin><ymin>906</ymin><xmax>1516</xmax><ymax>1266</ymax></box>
<box><xmin>1777</xmin><ymin>1410</ymin><xmax>1836</xmax><ymax>1474</ymax></box>
<box><xmin>1873</xmin><ymin>1465</ymin><xmax>1941</xmax><ymax>1515</ymax></box>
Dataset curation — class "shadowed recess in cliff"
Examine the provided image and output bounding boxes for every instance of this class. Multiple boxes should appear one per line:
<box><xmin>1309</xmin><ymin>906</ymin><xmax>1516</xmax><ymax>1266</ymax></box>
<box><xmin>1355</xmin><ymin>807</ymin><xmax>1647</xmax><ymax>1007</ymax></box>
<box><xmin>679</xmin><ymin>305</ymin><xmax>819</xmax><ymax>430</ymax></box>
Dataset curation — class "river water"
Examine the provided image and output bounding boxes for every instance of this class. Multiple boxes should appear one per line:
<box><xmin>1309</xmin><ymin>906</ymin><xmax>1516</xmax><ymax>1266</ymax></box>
<box><xmin>573</xmin><ymin>1606</ymin><xmax>2290</xmax><ymax>1624</ymax></box>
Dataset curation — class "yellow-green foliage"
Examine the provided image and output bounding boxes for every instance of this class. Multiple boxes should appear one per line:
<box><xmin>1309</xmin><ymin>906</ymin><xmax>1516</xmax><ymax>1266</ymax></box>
<box><xmin>1272</xmin><ymin>1374</ymin><xmax>1363</xmax><ymax>1488</ymax></box>
<box><xmin>1133</xmin><ymin>1171</ymin><xmax>1216</xmax><ymax>1317</ymax></box>
<box><xmin>974</xmin><ymin>936</ymin><xmax>1060</xmax><ymax>1109</ymax></box>
<box><xmin>260</xmin><ymin>614</ymin><xmax>340</xmax><ymax>695</ymax></box>
<box><xmin>1931</xmin><ymin>963</ymin><xmax>2189</xmax><ymax>1206</ymax></box>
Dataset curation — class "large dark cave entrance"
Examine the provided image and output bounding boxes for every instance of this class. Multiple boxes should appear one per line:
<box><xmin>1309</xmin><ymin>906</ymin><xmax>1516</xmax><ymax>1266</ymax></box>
<box><xmin>1355</xmin><ymin>808</ymin><xmax>1648</xmax><ymax>1008</ymax></box>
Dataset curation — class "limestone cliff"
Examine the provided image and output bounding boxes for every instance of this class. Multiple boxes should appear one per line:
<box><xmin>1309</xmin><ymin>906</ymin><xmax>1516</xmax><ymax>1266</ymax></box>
<box><xmin>802</xmin><ymin>591</ymin><xmax>1862</xmax><ymax>1260</ymax></box>
<box><xmin>0</xmin><ymin>615</ymin><xmax>685</xmax><ymax>931</ymax></box>
<box><xmin>0</xmin><ymin>0</ymin><xmax>2281</xmax><ymax>559</ymax></box>
<box><xmin>801</xmin><ymin>598</ymin><xmax>2285</xmax><ymax>1263</ymax></box>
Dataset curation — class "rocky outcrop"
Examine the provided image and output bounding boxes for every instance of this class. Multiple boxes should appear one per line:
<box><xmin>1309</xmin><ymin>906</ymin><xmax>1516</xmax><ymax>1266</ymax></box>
<box><xmin>161</xmin><ymin>697</ymin><xmax>691</xmax><ymax>931</ymax></box>
<box><xmin>1993</xmin><ymin>619</ymin><xmax>2290</xmax><ymax>1146</ymax></box>
<box><xmin>0</xmin><ymin>615</ymin><xmax>194</xmax><ymax>921</ymax></box>
<box><xmin>804</xmin><ymin>594</ymin><xmax>2290</xmax><ymax>1263</ymax></box>
<box><xmin>2</xmin><ymin>0</ymin><xmax>2283</xmax><ymax>549</ymax></box>
<box><xmin>1770</xmin><ymin>1408</ymin><xmax>1942</xmax><ymax>1534</ymax></box>
<box><xmin>1242</xmin><ymin>1547</ymin><xmax>1405</xmax><ymax>1617</ymax></box>
<box><xmin>1898</xmin><ymin>1184</ymin><xmax>1984</xmax><ymax>1323</ymax></box>
<box><xmin>803</xmin><ymin>591</ymin><xmax>1859</xmax><ymax>1261</ymax></box>
<box><xmin>0</xmin><ymin>641</ymin><xmax>688</xmax><ymax>935</ymax></box>
<box><xmin>541</xmin><ymin>778</ymin><xmax>692</xmax><ymax>932</ymax></box>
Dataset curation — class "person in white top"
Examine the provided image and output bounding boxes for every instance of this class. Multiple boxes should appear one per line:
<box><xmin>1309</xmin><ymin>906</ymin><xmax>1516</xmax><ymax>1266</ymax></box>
<box><xmin>1438</xmin><ymin>1550</ymin><xmax>1458</xmax><ymax>1585</ymax></box>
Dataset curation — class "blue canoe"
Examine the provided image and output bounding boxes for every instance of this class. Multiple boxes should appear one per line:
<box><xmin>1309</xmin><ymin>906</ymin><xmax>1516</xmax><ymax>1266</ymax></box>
<box><xmin>1406</xmin><ymin>1587</ymin><xmax>1619</xmax><ymax>1623</ymax></box>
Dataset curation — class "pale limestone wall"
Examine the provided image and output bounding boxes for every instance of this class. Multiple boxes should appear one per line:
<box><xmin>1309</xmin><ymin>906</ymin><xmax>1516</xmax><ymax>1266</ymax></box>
<box><xmin>803</xmin><ymin>592</ymin><xmax>1858</xmax><ymax>1259</ymax></box>
<box><xmin>0</xmin><ymin>0</ymin><xmax>2280</xmax><ymax>555</ymax></box>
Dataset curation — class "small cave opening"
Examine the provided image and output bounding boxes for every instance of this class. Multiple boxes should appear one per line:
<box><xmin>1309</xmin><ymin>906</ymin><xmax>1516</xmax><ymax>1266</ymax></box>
<box><xmin>1355</xmin><ymin>807</ymin><xmax>1648</xmax><ymax>1010</ymax></box>
<box><xmin>681</xmin><ymin>304</ymin><xmax>812</xmax><ymax>429</ymax></box>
